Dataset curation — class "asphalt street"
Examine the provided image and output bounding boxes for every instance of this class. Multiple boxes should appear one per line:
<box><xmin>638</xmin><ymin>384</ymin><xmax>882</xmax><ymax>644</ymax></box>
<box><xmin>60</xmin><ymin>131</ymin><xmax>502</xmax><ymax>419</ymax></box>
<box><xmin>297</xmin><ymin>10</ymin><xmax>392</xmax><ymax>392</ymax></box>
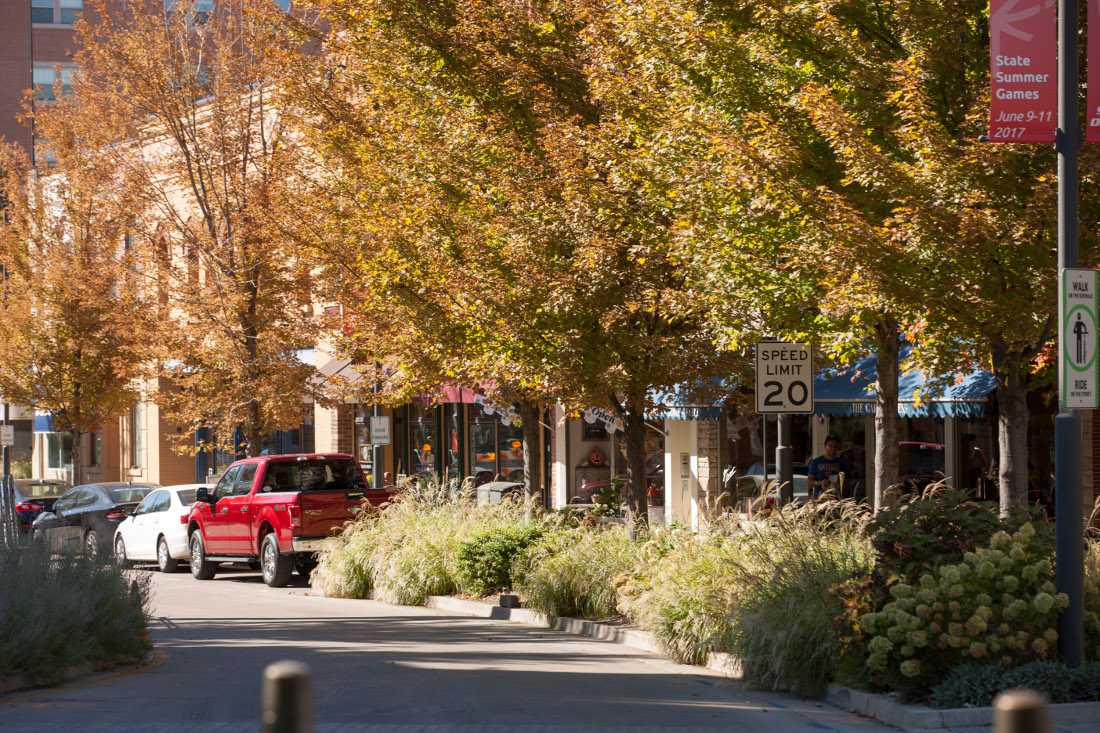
<box><xmin>0</xmin><ymin>564</ymin><xmax>894</xmax><ymax>732</ymax></box>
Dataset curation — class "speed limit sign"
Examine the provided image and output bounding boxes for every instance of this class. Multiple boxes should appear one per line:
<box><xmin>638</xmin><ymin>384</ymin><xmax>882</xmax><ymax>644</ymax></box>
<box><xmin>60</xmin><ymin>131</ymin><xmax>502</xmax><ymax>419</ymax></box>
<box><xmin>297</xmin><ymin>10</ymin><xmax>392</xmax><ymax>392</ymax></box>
<box><xmin>755</xmin><ymin>342</ymin><xmax>814</xmax><ymax>414</ymax></box>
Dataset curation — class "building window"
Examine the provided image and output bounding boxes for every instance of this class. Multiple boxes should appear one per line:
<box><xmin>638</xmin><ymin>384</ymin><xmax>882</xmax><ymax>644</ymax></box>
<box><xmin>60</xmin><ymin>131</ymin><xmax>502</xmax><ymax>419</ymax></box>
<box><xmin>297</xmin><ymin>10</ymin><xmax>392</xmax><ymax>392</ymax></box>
<box><xmin>46</xmin><ymin>433</ymin><xmax>73</xmax><ymax>470</ymax></box>
<box><xmin>33</xmin><ymin>65</ymin><xmax>74</xmax><ymax>101</ymax></box>
<box><xmin>130</xmin><ymin>404</ymin><xmax>143</xmax><ymax>467</ymax></box>
<box><xmin>89</xmin><ymin>431</ymin><xmax>101</xmax><ymax>467</ymax></box>
<box><xmin>32</xmin><ymin>0</ymin><xmax>82</xmax><ymax>24</ymax></box>
<box><xmin>468</xmin><ymin>408</ymin><xmax>524</xmax><ymax>485</ymax></box>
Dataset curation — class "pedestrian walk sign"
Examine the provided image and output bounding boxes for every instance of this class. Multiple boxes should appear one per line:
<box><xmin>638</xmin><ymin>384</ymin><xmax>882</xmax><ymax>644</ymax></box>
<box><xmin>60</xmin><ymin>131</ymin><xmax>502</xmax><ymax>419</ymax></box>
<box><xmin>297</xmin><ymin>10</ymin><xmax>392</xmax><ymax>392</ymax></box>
<box><xmin>1061</xmin><ymin>268</ymin><xmax>1099</xmax><ymax>409</ymax></box>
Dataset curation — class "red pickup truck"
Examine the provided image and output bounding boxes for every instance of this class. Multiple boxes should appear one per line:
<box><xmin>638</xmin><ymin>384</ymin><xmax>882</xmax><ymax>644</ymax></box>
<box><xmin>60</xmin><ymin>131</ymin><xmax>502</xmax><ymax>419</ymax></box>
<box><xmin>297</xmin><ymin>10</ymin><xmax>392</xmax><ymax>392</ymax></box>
<box><xmin>186</xmin><ymin>453</ymin><xmax>395</xmax><ymax>587</ymax></box>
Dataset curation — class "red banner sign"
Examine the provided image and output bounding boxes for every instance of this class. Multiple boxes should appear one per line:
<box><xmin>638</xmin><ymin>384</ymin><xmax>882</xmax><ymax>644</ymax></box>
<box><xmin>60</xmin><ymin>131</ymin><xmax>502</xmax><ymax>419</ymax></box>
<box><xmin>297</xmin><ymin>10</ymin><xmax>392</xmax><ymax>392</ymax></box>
<box><xmin>1089</xmin><ymin>0</ymin><xmax>1100</xmax><ymax>141</ymax></box>
<box><xmin>989</xmin><ymin>0</ymin><xmax>1056</xmax><ymax>143</ymax></box>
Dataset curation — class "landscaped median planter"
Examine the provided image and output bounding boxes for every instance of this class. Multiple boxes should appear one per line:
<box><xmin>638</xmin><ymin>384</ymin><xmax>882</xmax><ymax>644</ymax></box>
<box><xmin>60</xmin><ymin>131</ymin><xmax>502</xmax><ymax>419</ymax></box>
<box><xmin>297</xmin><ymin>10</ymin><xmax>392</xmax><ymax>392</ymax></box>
<box><xmin>826</xmin><ymin>683</ymin><xmax>1100</xmax><ymax>730</ymax></box>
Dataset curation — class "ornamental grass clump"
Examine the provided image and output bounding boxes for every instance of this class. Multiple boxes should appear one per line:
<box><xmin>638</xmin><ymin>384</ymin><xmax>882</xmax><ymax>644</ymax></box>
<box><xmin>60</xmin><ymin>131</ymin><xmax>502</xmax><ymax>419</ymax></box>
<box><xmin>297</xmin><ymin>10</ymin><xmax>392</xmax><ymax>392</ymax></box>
<box><xmin>616</xmin><ymin>525</ymin><xmax>741</xmax><ymax>665</ymax></box>
<box><xmin>858</xmin><ymin>522</ymin><xmax>1066</xmax><ymax>697</ymax></box>
<box><xmin>0</xmin><ymin>542</ymin><xmax>151</xmax><ymax>683</ymax></box>
<box><xmin>518</xmin><ymin>524</ymin><xmax>640</xmax><ymax>625</ymax></box>
<box><xmin>312</xmin><ymin>477</ymin><xmax>538</xmax><ymax>603</ymax></box>
<box><xmin>725</xmin><ymin>500</ymin><xmax>874</xmax><ymax>697</ymax></box>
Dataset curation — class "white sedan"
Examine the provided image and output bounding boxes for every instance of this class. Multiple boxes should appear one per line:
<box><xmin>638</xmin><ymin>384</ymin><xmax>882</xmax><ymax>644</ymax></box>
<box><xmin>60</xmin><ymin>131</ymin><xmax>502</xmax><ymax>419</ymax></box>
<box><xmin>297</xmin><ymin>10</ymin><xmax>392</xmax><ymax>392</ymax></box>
<box><xmin>113</xmin><ymin>484</ymin><xmax>204</xmax><ymax>572</ymax></box>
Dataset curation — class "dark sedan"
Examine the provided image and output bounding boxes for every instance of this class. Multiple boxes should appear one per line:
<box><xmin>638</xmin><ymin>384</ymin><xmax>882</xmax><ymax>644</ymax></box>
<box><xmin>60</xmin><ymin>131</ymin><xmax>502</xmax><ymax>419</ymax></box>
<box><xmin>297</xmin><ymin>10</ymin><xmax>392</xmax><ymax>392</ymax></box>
<box><xmin>32</xmin><ymin>482</ymin><xmax>161</xmax><ymax>557</ymax></box>
<box><xmin>11</xmin><ymin>478</ymin><xmax>72</xmax><ymax>532</ymax></box>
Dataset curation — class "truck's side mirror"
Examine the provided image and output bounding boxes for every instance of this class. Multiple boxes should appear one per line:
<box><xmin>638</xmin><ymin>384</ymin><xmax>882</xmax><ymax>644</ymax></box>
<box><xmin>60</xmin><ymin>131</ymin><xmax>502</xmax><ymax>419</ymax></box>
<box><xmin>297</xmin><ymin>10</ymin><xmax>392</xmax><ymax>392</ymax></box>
<box><xmin>195</xmin><ymin>486</ymin><xmax>211</xmax><ymax>503</ymax></box>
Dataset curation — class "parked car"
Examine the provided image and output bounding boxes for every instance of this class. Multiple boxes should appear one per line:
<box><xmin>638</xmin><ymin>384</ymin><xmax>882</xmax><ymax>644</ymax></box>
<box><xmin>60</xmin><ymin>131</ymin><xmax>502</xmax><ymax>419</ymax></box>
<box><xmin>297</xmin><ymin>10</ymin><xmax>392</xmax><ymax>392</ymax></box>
<box><xmin>113</xmin><ymin>484</ymin><xmax>203</xmax><ymax>572</ymax></box>
<box><xmin>735</xmin><ymin>473</ymin><xmax>810</xmax><ymax>514</ymax></box>
<box><xmin>32</xmin><ymin>482</ymin><xmax>161</xmax><ymax>557</ymax></box>
<box><xmin>899</xmin><ymin>441</ymin><xmax>946</xmax><ymax>490</ymax></box>
<box><xmin>745</xmin><ymin>462</ymin><xmax>809</xmax><ymax>476</ymax></box>
<box><xmin>11</xmin><ymin>478</ymin><xmax>72</xmax><ymax>532</ymax></box>
<box><xmin>186</xmin><ymin>453</ymin><xmax>397</xmax><ymax>587</ymax></box>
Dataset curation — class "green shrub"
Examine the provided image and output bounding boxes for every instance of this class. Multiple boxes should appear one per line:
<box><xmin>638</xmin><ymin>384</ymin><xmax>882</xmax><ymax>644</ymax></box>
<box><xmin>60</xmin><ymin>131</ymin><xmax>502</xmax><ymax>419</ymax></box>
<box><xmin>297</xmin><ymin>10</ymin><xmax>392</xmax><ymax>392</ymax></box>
<box><xmin>518</xmin><ymin>525</ymin><xmax>639</xmax><ymax>625</ymax></box>
<box><xmin>859</xmin><ymin>523</ymin><xmax>1065</xmax><ymax>697</ymax></box>
<box><xmin>312</xmin><ymin>478</ymin><xmax>536</xmax><ymax>604</ymax></box>
<box><xmin>1085</xmin><ymin>540</ymin><xmax>1100</xmax><ymax>659</ymax></box>
<box><xmin>725</xmin><ymin>501</ymin><xmax>874</xmax><ymax>697</ymax></box>
<box><xmin>617</xmin><ymin>526</ymin><xmax>740</xmax><ymax>665</ymax></box>
<box><xmin>0</xmin><ymin>543</ymin><xmax>150</xmax><ymax>683</ymax></box>
<box><xmin>929</xmin><ymin>661</ymin><xmax>1100</xmax><ymax>708</ymax></box>
<box><xmin>454</xmin><ymin>525</ymin><xmax>544</xmax><ymax>596</ymax></box>
<box><xmin>868</xmin><ymin>489</ymin><xmax>1043</xmax><ymax>583</ymax></box>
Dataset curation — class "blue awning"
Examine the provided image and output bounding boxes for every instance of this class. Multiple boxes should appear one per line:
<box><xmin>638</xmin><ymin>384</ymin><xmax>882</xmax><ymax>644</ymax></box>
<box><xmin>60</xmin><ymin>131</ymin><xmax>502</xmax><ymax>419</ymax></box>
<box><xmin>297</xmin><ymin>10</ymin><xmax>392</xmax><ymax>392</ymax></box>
<box><xmin>648</xmin><ymin>381</ymin><xmax>728</xmax><ymax>421</ymax></box>
<box><xmin>33</xmin><ymin>414</ymin><xmax>55</xmax><ymax>432</ymax></box>
<box><xmin>813</xmin><ymin>345</ymin><xmax>996</xmax><ymax>418</ymax></box>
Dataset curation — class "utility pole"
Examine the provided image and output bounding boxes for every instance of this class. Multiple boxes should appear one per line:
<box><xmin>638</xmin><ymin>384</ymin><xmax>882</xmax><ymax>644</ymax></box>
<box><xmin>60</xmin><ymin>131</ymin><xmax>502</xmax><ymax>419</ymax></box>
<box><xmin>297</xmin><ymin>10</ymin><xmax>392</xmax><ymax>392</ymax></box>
<box><xmin>1055</xmin><ymin>0</ymin><xmax>1084</xmax><ymax>667</ymax></box>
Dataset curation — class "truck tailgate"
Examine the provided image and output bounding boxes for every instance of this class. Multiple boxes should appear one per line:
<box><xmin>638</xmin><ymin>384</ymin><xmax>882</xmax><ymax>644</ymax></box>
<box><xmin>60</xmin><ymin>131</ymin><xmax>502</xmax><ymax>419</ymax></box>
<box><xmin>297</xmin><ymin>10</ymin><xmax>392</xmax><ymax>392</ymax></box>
<box><xmin>298</xmin><ymin>490</ymin><xmax>363</xmax><ymax>537</ymax></box>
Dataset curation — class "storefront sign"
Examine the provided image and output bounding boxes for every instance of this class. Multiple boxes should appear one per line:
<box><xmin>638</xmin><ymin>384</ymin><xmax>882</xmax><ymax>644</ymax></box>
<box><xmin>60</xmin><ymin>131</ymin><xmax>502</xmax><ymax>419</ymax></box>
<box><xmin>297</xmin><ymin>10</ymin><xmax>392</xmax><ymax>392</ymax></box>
<box><xmin>1061</xmin><ymin>268</ymin><xmax>1100</xmax><ymax>409</ymax></box>
<box><xmin>582</xmin><ymin>407</ymin><xmax>623</xmax><ymax>435</ymax></box>
<box><xmin>988</xmin><ymin>0</ymin><xmax>1056</xmax><ymax>143</ymax></box>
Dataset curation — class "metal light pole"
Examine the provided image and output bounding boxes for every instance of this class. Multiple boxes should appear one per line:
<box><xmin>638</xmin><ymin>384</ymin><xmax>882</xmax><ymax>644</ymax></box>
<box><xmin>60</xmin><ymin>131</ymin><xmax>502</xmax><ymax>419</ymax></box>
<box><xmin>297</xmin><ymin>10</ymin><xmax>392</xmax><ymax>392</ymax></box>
<box><xmin>1055</xmin><ymin>0</ymin><xmax>1085</xmax><ymax>667</ymax></box>
<box><xmin>372</xmin><ymin>361</ymin><xmax>383</xmax><ymax>490</ymax></box>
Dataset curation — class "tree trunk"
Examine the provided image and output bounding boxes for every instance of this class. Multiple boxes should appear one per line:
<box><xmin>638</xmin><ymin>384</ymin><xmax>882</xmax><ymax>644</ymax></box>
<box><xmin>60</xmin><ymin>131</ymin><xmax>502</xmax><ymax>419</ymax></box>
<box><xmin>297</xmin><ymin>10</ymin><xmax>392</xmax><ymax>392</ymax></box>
<box><xmin>519</xmin><ymin>400</ymin><xmax>542</xmax><ymax>518</ymax></box>
<box><xmin>245</xmin><ymin>401</ymin><xmax>262</xmax><ymax>457</ymax></box>
<box><xmin>992</xmin><ymin>347</ymin><xmax>1028</xmax><ymax>517</ymax></box>
<box><xmin>620</xmin><ymin>398</ymin><xmax>649</xmax><ymax>532</ymax></box>
<box><xmin>70</xmin><ymin>429</ymin><xmax>82</xmax><ymax>487</ymax></box>
<box><xmin>873</xmin><ymin>316</ymin><xmax>900</xmax><ymax>513</ymax></box>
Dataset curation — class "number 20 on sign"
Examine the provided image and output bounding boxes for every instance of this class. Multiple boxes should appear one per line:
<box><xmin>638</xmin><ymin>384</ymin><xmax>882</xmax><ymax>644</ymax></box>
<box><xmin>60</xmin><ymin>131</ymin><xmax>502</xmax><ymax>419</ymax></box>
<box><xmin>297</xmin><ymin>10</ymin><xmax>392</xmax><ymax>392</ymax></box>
<box><xmin>756</xmin><ymin>342</ymin><xmax>814</xmax><ymax>414</ymax></box>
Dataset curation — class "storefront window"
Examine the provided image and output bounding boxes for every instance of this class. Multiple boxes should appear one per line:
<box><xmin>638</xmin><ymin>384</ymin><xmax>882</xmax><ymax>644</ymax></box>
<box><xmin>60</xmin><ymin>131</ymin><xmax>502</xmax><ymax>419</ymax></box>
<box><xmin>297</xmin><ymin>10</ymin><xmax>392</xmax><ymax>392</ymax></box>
<box><xmin>408</xmin><ymin>403</ymin><xmax>437</xmax><ymax>477</ymax></box>
<box><xmin>468</xmin><ymin>406</ymin><xmax>523</xmax><ymax>485</ymax></box>
<box><xmin>47</xmin><ymin>432</ymin><xmax>73</xmax><ymax>470</ymax></box>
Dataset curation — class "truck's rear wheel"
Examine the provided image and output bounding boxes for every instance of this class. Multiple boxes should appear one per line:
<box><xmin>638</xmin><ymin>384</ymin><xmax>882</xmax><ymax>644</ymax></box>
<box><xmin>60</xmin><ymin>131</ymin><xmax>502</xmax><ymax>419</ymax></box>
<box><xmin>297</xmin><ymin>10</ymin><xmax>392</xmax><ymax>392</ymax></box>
<box><xmin>261</xmin><ymin>533</ymin><xmax>292</xmax><ymax>588</ymax></box>
<box><xmin>189</xmin><ymin>532</ymin><xmax>217</xmax><ymax>580</ymax></box>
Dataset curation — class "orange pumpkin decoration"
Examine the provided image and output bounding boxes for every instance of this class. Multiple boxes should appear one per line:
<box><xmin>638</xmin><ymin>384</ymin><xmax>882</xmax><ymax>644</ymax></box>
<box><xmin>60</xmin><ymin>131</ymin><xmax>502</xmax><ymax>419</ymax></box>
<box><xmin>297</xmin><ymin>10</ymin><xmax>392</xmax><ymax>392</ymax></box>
<box><xmin>589</xmin><ymin>447</ymin><xmax>605</xmax><ymax>466</ymax></box>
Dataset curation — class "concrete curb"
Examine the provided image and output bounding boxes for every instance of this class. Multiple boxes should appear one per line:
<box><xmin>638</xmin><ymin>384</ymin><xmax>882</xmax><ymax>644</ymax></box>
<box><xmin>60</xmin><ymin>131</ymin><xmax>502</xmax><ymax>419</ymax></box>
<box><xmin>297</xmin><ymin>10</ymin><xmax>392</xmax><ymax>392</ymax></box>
<box><xmin>0</xmin><ymin>648</ymin><xmax>159</xmax><ymax>696</ymax></box>
<box><xmin>826</xmin><ymin>683</ymin><xmax>1100</xmax><ymax>730</ymax></box>
<box><xmin>419</xmin><ymin>594</ymin><xmax>739</xmax><ymax>676</ymax></box>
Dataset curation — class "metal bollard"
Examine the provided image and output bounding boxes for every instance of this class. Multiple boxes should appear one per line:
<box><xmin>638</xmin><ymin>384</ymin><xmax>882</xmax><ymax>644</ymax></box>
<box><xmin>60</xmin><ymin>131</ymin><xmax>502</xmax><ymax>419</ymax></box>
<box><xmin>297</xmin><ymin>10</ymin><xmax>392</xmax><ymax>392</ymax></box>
<box><xmin>262</xmin><ymin>660</ymin><xmax>314</xmax><ymax>733</ymax></box>
<box><xmin>994</xmin><ymin>688</ymin><xmax>1050</xmax><ymax>733</ymax></box>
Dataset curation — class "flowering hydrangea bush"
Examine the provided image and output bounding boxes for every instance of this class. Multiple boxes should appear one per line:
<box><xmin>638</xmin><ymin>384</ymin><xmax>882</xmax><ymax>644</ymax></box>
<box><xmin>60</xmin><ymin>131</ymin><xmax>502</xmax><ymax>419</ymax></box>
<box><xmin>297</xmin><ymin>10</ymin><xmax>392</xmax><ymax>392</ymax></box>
<box><xmin>857</xmin><ymin>523</ymin><xmax>1068</xmax><ymax>695</ymax></box>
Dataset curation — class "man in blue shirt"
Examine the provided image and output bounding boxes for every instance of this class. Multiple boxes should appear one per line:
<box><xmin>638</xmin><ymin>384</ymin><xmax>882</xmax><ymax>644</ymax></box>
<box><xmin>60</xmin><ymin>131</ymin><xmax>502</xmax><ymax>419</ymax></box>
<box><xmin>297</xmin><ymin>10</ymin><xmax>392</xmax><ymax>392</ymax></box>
<box><xmin>808</xmin><ymin>435</ymin><xmax>844</xmax><ymax>498</ymax></box>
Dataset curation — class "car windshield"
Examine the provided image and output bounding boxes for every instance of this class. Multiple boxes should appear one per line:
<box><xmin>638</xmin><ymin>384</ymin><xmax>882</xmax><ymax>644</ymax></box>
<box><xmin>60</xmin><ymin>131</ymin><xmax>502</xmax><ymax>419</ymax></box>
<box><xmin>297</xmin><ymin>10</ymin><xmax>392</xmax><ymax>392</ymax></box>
<box><xmin>107</xmin><ymin>486</ymin><xmax>156</xmax><ymax>503</ymax></box>
<box><xmin>176</xmin><ymin>489</ymin><xmax>198</xmax><ymax>506</ymax></box>
<box><xmin>15</xmin><ymin>482</ymin><xmax>69</xmax><ymax>498</ymax></box>
<box><xmin>264</xmin><ymin>459</ymin><xmax>365</xmax><ymax>493</ymax></box>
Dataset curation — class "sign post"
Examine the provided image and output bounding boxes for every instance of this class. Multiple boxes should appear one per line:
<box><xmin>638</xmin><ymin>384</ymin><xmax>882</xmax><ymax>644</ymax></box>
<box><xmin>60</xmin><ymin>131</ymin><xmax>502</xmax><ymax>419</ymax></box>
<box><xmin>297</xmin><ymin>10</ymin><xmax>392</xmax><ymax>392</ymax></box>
<box><xmin>756</xmin><ymin>343</ymin><xmax>814</xmax><ymax>505</ymax></box>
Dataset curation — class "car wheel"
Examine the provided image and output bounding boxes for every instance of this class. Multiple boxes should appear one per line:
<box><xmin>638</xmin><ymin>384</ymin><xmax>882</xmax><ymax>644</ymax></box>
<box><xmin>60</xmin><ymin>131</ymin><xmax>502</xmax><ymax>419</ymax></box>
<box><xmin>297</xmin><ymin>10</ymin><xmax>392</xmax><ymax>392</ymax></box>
<box><xmin>189</xmin><ymin>532</ymin><xmax>216</xmax><ymax>580</ymax></box>
<box><xmin>114</xmin><ymin>536</ymin><xmax>129</xmax><ymax>567</ymax></box>
<box><xmin>260</xmin><ymin>533</ymin><xmax>292</xmax><ymax>588</ymax></box>
<box><xmin>158</xmin><ymin>536</ymin><xmax>179</xmax><ymax>573</ymax></box>
<box><xmin>84</xmin><ymin>530</ymin><xmax>100</xmax><ymax>560</ymax></box>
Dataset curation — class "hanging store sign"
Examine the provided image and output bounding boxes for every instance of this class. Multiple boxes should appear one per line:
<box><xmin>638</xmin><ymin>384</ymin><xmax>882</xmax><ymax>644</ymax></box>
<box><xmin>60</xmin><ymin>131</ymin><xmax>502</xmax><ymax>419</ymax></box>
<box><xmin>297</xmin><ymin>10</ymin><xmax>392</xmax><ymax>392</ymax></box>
<box><xmin>988</xmin><ymin>0</ymin><xmax>1056</xmax><ymax>143</ymax></box>
<box><xmin>582</xmin><ymin>407</ymin><xmax>623</xmax><ymax>435</ymax></box>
